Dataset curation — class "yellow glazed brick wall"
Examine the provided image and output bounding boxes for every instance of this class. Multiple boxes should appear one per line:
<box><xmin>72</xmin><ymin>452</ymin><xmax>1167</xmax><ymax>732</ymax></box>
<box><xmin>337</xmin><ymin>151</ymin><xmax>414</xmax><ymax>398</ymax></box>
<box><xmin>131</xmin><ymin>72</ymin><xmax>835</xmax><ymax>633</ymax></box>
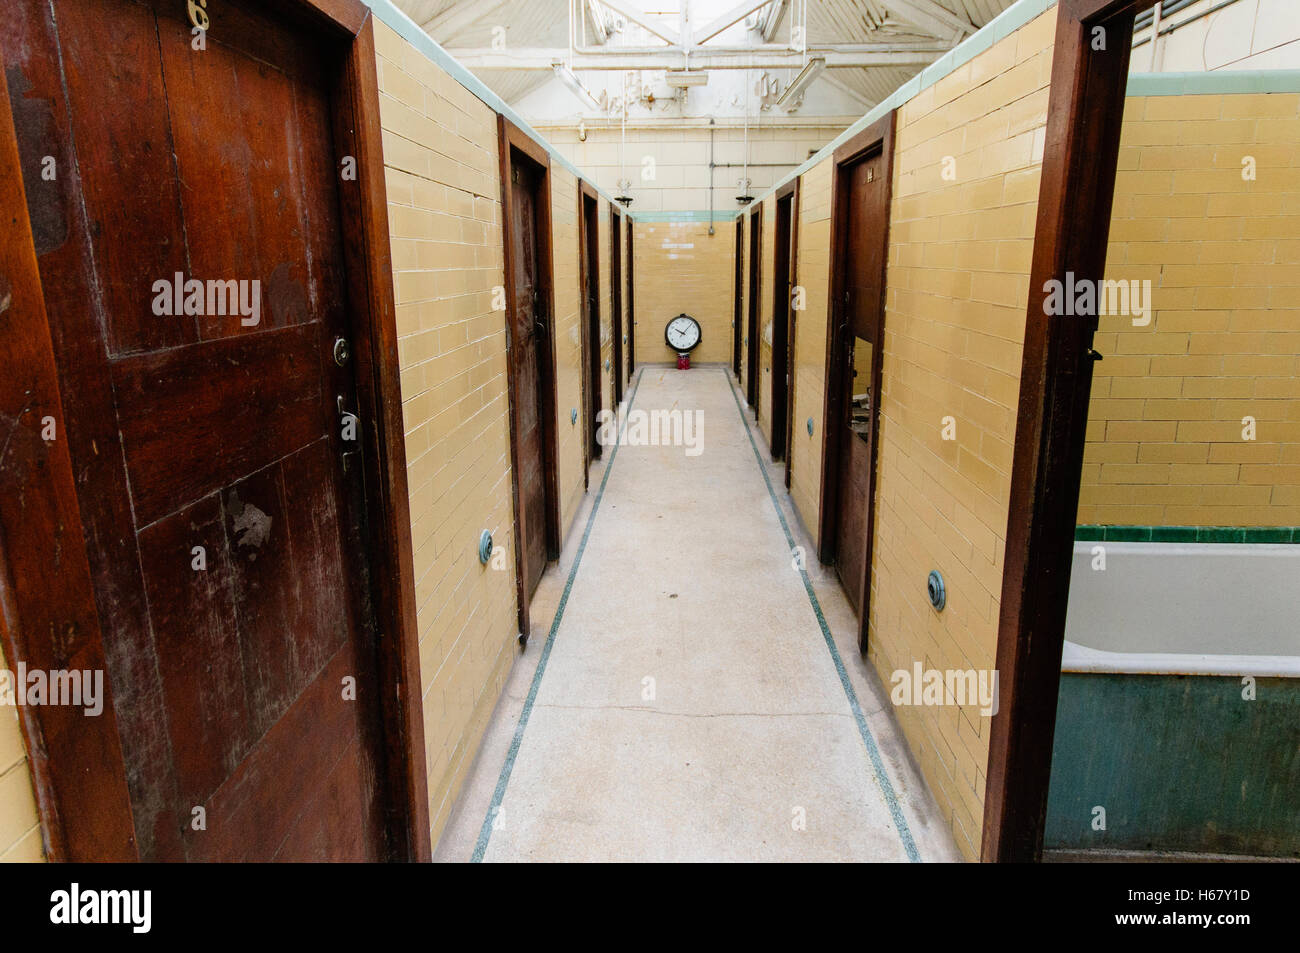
<box><xmin>550</xmin><ymin>165</ymin><xmax>588</xmax><ymax>539</ymax></box>
<box><xmin>757</xmin><ymin>195</ymin><xmax>777</xmax><ymax>444</ymax></box>
<box><xmin>631</xmin><ymin>221</ymin><xmax>735</xmax><ymax>366</ymax></box>
<box><xmin>0</xmin><ymin>645</ymin><xmax>42</xmax><ymax>862</ymax></box>
<box><xmin>374</xmin><ymin>20</ymin><xmax>520</xmax><ymax>847</ymax></box>
<box><xmin>865</xmin><ymin>7</ymin><xmax>1056</xmax><ymax>860</ymax></box>
<box><xmin>1079</xmin><ymin>91</ymin><xmax>1300</xmax><ymax>528</ymax></box>
<box><xmin>789</xmin><ymin>161</ymin><xmax>833</xmax><ymax>539</ymax></box>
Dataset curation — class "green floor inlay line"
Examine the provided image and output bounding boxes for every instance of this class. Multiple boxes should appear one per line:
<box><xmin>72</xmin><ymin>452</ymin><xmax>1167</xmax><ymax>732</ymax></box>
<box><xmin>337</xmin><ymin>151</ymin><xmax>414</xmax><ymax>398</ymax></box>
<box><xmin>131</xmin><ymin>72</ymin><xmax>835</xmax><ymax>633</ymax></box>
<box><xmin>471</xmin><ymin>368</ymin><xmax>645</xmax><ymax>863</ymax></box>
<box><xmin>722</xmin><ymin>369</ymin><xmax>922</xmax><ymax>863</ymax></box>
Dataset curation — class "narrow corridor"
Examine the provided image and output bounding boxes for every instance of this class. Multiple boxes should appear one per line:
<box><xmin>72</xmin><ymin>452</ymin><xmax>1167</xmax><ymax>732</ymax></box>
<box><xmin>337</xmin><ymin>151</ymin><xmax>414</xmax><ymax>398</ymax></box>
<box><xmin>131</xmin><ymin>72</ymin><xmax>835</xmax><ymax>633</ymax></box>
<box><xmin>434</xmin><ymin>367</ymin><xmax>960</xmax><ymax>862</ymax></box>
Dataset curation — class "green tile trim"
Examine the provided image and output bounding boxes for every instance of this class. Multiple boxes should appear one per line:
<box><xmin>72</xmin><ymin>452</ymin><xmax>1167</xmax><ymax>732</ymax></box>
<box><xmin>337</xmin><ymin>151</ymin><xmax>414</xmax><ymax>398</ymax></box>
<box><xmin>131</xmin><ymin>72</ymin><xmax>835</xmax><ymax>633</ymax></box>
<box><xmin>724</xmin><ymin>369</ymin><xmax>920</xmax><ymax>863</ymax></box>
<box><xmin>470</xmin><ymin>368</ymin><xmax>647</xmax><ymax>863</ymax></box>
<box><xmin>361</xmin><ymin>0</ymin><xmax>624</xmax><ymax>209</ymax></box>
<box><xmin>1074</xmin><ymin>525</ymin><xmax>1299</xmax><ymax>544</ymax></box>
<box><xmin>739</xmin><ymin>0</ymin><xmax>1060</xmax><ymax>214</ymax></box>
<box><xmin>1127</xmin><ymin>70</ymin><xmax>1300</xmax><ymax>97</ymax></box>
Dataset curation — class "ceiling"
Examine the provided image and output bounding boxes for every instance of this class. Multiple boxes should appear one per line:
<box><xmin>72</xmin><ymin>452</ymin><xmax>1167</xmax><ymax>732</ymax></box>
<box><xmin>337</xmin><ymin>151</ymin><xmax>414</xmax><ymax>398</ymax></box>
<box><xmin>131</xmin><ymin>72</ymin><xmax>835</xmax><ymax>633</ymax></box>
<box><xmin>392</xmin><ymin>0</ymin><xmax>1022</xmax><ymax>116</ymax></box>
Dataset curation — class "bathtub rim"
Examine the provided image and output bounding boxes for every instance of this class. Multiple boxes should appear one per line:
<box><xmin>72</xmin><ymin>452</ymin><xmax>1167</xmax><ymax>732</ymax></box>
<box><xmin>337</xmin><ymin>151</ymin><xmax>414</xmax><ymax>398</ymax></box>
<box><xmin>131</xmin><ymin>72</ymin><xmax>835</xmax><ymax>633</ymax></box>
<box><xmin>1061</xmin><ymin>640</ymin><xmax>1300</xmax><ymax>677</ymax></box>
<box><xmin>1064</xmin><ymin>539</ymin><xmax>1300</xmax><ymax>675</ymax></box>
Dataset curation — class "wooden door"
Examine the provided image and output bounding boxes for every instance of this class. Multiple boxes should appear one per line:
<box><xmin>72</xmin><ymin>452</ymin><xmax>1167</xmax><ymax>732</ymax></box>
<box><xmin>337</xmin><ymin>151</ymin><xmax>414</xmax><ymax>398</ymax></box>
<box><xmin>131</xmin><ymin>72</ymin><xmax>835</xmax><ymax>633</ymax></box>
<box><xmin>770</xmin><ymin>192</ymin><xmax>794</xmax><ymax>461</ymax></box>
<box><xmin>2</xmin><ymin>0</ymin><xmax>397</xmax><ymax>860</ymax></box>
<box><xmin>831</xmin><ymin>146</ymin><xmax>890</xmax><ymax>628</ymax></box>
<box><xmin>580</xmin><ymin>189</ymin><xmax>602</xmax><ymax>460</ymax></box>
<box><xmin>610</xmin><ymin>207</ymin><xmax>624</xmax><ymax>407</ymax></box>
<box><xmin>733</xmin><ymin>218</ymin><xmax>744</xmax><ymax>377</ymax></box>
<box><xmin>626</xmin><ymin>222</ymin><xmax>635</xmax><ymax>380</ymax></box>
<box><xmin>746</xmin><ymin>206</ymin><xmax>762</xmax><ymax>406</ymax></box>
<box><xmin>508</xmin><ymin>158</ymin><xmax>549</xmax><ymax>601</ymax></box>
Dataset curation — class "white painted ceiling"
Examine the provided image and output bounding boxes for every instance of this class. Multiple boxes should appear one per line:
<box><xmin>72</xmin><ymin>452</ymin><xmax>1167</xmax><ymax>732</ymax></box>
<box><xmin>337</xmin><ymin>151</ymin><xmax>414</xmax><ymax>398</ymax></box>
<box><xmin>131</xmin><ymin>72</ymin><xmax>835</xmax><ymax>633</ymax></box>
<box><xmin>393</xmin><ymin>0</ymin><xmax>1022</xmax><ymax>120</ymax></box>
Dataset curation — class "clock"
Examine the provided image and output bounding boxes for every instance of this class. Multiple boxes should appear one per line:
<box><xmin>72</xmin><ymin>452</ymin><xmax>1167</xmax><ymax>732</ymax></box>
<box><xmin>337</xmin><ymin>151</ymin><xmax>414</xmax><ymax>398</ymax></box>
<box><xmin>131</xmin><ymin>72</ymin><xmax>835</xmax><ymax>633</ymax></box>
<box><xmin>665</xmin><ymin>313</ymin><xmax>702</xmax><ymax>353</ymax></box>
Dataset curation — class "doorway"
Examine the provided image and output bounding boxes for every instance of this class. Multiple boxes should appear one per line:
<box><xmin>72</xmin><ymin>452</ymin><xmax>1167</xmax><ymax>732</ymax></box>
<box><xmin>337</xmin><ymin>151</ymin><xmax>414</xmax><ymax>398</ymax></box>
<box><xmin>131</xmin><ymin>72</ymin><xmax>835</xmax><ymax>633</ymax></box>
<box><xmin>746</xmin><ymin>205</ymin><xmax>763</xmax><ymax>407</ymax></box>
<box><xmin>610</xmin><ymin>205</ymin><xmax>625</xmax><ymax>408</ymax></box>
<box><xmin>626</xmin><ymin>220</ymin><xmax>635</xmax><ymax>381</ymax></box>
<box><xmin>770</xmin><ymin>181</ymin><xmax>798</xmax><ymax>466</ymax></box>
<box><xmin>983</xmin><ymin>0</ymin><xmax>1149</xmax><ymax>863</ymax></box>
<box><xmin>819</xmin><ymin>114</ymin><xmax>895</xmax><ymax>655</ymax></box>
<box><xmin>579</xmin><ymin>182</ymin><xmax>602</xmax><ymax>470</ymax></box>
<box><xmin>0</xmin><ymin>0</ymin><xmax>426</xmax><ymax>861</ymax></box>
<box><xmin>499</xmin><ymin>117</ymin><xmax>562</xmax><ymax>643</ymax></box>
<box><xmin>733</xmin><ymin>218</ymin><xmax>744</xmax><ymax>377</ymax></box>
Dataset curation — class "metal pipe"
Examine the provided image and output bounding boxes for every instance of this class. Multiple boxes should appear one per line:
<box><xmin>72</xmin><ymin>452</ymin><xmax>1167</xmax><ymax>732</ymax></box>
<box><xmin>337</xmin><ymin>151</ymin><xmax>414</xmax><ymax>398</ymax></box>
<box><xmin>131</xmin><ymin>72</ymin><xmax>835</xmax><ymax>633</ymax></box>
<box><xmin>708</xmin><ymin>118</ymin><xmax>715</xmax><ymax>234</ymax></box>
<box><xmin>1131</xmin><ymin>0</ymin><xmax>1243</xmax><ymax>50</ymax></box>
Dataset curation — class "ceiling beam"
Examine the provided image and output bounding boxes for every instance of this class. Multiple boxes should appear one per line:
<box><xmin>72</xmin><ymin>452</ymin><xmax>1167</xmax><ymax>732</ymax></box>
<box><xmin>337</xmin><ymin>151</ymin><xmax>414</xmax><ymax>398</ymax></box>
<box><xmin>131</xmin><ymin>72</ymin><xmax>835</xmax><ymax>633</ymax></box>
<box><xmin>760</xmin><ymin>0</ymin><xmax>787</xmax><ymax>42</ymax></box>
<box><xmin>585</xmin><ymin>0</ymin><xmax>609</xmax><ymax>44</ymax></box>
<box><xmin>594</xmin><ymin>0</ymin><xmax>681</xmax><ymax>46</ymax></box>
<box><xmin>421</xmin><ymin>0</ymin><xmax>510</xmax><ymax>42</ymax></box>
<box><xmin>693</xmin><ymin>0</ymin><xmax>769</xmax><ymax>46</ymax></box>
<box><xmin>451</xmin><ymin>44</ymin><xmax>953</xmax><ymax>70</ymax></box>
<box><xmin>886</xmin><ymin>0</ymin><xmax>976</xmax><ymax>40</ymax></box>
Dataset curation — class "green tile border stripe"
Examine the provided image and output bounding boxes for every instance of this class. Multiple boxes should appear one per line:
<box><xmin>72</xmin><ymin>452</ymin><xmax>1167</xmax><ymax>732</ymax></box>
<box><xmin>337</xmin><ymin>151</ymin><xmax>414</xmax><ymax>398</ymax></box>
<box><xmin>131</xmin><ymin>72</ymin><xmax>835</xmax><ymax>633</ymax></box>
<box><xmin>723</xmin><ymin>369</ymin><xmax>922</xmax><ymax>863</ymax></box>
<box><xmin>1127</xmin><ymin>70</ymin><xmax>1300</xmax><ymax>97</ymax></box>
<box><xmin>1074</xmin><ymin>525</ymin><xmax>1300</xmax><ymax>544</ymax></box>
<box><xmin>470</xmin><ymin>367</ymin><xmax>646</xmax><ymax>863</ymax></box>
<box><xmin>362</xmin><ymin>0</ymin><xmax>624</xmax><ymax>209</ymax></box>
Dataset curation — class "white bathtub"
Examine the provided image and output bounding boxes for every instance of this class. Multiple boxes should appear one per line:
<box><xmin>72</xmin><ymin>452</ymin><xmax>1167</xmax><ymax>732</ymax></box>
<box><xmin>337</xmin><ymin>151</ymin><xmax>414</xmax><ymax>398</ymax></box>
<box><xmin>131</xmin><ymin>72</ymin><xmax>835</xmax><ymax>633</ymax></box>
<box><xmin>1062</xmin><ymin>541</ymin><xmax>1300</xmax><ymax>678</ymax></box>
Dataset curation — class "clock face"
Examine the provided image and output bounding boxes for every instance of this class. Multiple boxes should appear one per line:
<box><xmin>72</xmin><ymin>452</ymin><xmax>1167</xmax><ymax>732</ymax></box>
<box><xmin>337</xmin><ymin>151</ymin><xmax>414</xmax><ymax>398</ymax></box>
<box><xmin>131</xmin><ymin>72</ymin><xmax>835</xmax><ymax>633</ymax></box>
<box><xmin>665</xmin><ymin>314</ymin><xmax>702</xmax><ymax>352</ymax></box>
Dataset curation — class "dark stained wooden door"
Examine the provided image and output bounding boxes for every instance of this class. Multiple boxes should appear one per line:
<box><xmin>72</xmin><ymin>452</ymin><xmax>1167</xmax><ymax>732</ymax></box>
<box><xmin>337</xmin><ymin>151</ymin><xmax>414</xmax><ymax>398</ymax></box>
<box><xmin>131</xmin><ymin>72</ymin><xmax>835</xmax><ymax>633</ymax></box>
<box><xmin>610</xmin><ymin>207</ymin><xmax>624</xmax><ymax>407</ymax></box>
<box><xmin>509</xmin><ymin>158</ymin><xmax>548</xmax><ymax>599</ymax></box>
<box><xmin>733</xmin><ymin>218</ymin><xmax>743</xmax><ymax>377</ymax></box>
<box><xmin>625</xmin><ymin>223</ymin><xmax>635</xmax><ymax>381</ymax></box>
<box><xmin>746</xmin><ymin>206</ymin><xmax>762</xmax><ymax>406</ymax></box>
<box><xmin>770</xmin><ymin>193</ymin><xmax>793</xmax><ymax>461</ymax></box>
<box><xmin>3</xmin><ymin>0</ymin><xmax>391</xmax><ymax>861</ymax></box>
<box><xmin>581</xmin><ymin>191</ymin><xmax>602</xmax><ymax>460</ymax></box>
<box><xmin>833</xmin><ymin>151</ymin><xmax>888</xmax><ymax>617</ymax></box>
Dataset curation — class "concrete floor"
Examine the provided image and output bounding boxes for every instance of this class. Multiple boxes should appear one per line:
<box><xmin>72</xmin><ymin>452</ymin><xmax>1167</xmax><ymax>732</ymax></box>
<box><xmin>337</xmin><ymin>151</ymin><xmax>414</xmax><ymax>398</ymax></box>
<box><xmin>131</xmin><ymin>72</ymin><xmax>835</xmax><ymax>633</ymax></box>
<box><xmin>433</xmin><ymin>365</ymin><xmax>961</xmax><ymax>862</ymax></box>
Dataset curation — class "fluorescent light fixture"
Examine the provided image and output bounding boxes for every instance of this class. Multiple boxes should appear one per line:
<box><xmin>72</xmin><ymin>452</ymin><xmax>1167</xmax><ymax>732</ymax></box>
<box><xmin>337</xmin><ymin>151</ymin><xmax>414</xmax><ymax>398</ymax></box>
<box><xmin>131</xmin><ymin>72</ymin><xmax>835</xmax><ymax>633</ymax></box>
<box><xmin>775</xmin><ymin>56</ymin><xmax>826</xmax><ymax>108</ymax></box>
<box><xmin>552</xmin><ymin>63</ymin><xmax>601</xmax><ymax>110</ymax></box>
<box><xmin>664</xmin><ymin>70</ymin><xmax>709</xmax><ymax>88</ymax></box>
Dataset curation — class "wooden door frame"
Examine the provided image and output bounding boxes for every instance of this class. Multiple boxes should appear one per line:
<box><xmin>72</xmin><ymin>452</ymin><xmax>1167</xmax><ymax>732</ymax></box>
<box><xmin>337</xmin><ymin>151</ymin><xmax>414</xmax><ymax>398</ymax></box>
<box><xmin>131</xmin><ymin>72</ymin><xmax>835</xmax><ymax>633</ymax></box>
<box><xmin>982</xmin><ymin>0</ymin><xmax>1146</xmax><ymax>863</ymax></box>
<box><xmin>577</xmin><ymin>180</ymin><xmax>599</xmax><ymax>482</ymax></box>
<box><xmin>578</xmin><ymin>182</ymin><xmax>602</xmax><ymax>466</ymax></box>
<box><xmin>609</xmin><ymin>204</ymin><xmax>625</xmax><ymax>408</ymax></box>
<box><xmin>816</xmin><ymin>112</ymin><xmax>895</xmax><ymax>657</ymax></box>
<box><xmin>626</xmin><ymin>221</ymin><xmax>635</xmax><ymax>379</ymax></box>
<box><xmin>745</xmin><ymin>205</ymin><xmax>763</xmax><ymax>407</ymax></box>
<box><xmin>732</xmin><ymin>218</ymin><xmax>744</xmax><ymax>377</ymax></box>
<box><xmin>0</xmin><ymin>1</ymin><xmax>431</xmax><ymax>861</ymax></box>
<box><xmin>497</xmin><ymin>114</ymin><xmax>563</xmax><ymax>644</ymax></box>
<box><xmin>771</xmin><ymin>178</ymin><xmax>799</xmax><ymax>466</ymax></box>
<box><xmin>784</xmin><ymin>179</ymin><xmax>801</xmax><ymax>489</ymax></box>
